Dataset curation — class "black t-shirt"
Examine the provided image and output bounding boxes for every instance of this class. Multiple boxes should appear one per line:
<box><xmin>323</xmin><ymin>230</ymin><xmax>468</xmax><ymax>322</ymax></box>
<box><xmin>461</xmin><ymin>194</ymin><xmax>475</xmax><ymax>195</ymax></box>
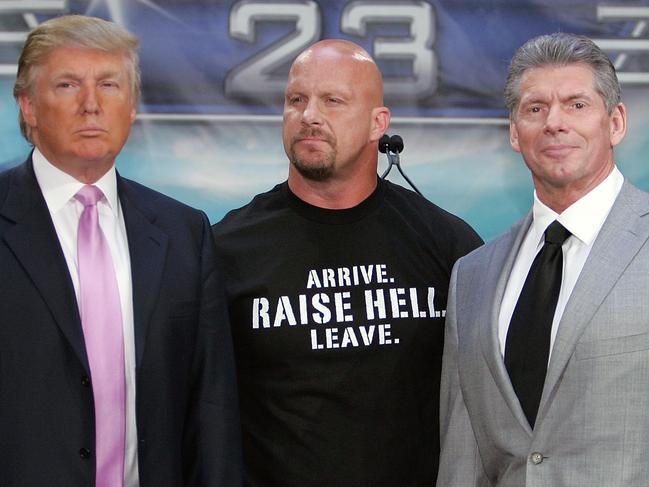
<box><xmin>213</xmin><ymin>179</ymin><xmax>483</xmax><ymax>487</ymax></box>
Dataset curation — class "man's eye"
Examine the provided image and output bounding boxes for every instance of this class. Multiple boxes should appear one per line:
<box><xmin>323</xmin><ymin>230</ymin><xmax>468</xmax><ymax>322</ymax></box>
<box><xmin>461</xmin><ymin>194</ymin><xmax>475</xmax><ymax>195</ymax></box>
<box><xmin>574</xmin><ymin>102</ymin><xmax>585</xmax><ymax>109</ymax></box>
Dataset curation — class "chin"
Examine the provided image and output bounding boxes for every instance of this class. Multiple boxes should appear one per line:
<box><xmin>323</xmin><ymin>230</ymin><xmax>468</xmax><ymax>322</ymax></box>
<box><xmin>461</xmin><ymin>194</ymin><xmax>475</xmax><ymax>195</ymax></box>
<box><xmin>75</xmin><ymin>142</ymin><xmax>114</xmax><ymax>160</ymax></box>
<box><xmin>74</xmin><ymin>153</ymin><xmax>114</xmax><ymax>169</ymax></box>
<box><xmin>292</xmin><ymin>160</ymin><xmax>334</xmax><ymax>182</ymax></box>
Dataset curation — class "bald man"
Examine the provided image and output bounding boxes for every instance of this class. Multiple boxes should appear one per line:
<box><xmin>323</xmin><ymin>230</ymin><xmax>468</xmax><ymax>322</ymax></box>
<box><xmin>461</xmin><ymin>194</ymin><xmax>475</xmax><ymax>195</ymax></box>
<box><xmin>213</xmin><ymin>40</ymin><xmax>482</xmax><ymax>487</ymax></box>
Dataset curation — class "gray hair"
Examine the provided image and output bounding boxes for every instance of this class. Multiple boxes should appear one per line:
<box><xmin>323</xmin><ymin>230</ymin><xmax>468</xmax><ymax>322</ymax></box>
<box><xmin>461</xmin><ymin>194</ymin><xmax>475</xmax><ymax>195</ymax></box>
<box><xmin>504</xmin><ymin>32</ymin><xmax>621</xmax><ymax>115</ymax></box>
<box><xmin>14</xmin><ymin>15</ymin><xmax>140</xmax><ymax>142</ymax></box>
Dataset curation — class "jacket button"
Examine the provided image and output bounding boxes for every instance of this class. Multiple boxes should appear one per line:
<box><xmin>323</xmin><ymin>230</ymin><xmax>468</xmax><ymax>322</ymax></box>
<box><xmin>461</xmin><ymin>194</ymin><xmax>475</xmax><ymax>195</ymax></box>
<box><xmin>79</xmin><ymin>448</ymin><xmax>92</xmax><ymax>459</ymax></box>
<box><xmin>530</xmin><ymin>452</ymin><xmax>544</xmax><ymax>465</ymax></box>
<box><xmin>81</xmin><ymin>375</ymin><xmax>91</xmax><ymax>387</ymax></box>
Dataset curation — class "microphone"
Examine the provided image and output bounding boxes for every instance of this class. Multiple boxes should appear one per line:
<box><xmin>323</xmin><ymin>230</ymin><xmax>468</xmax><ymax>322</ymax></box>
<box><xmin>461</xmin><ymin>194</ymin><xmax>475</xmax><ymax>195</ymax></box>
<box><xmin>378</xmin><ymin>134</ymin><xmax>404</xmax><ymax>154</ymax></box>
<box><xmin>378</xmin><ymin>133</ymin><xmax>422</xmax><ymax>196</ymax></box>
<box><xmin>379</xmin><ymin>134</ymin><xmax>391</xmax><ymax>154</ymax></box>
<box><xmin>389</xmin><ymin>135</ymin><xmax>403</xmax><ymax>154</ymax></box>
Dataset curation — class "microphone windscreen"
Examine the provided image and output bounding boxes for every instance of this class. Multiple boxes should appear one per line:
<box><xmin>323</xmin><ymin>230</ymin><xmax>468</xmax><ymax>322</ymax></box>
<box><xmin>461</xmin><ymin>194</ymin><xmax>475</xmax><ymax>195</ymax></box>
<box><xmin>378</xmin><ymin>134</ymin><xmax>390</xmax><ymax>153</ymax></box>
<box><xmin>389</xmin><ymin>135</ymin><xmax>404</xmax><ymax>153</ymax></box>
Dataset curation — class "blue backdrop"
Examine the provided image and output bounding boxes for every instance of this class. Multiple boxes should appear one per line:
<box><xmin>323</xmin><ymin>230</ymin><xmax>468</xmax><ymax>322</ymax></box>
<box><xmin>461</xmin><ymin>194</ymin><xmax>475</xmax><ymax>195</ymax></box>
<box><xmin>2</xmin><ymin>0</ymin><xmax>649</xmax><ymax>239</ymax></box>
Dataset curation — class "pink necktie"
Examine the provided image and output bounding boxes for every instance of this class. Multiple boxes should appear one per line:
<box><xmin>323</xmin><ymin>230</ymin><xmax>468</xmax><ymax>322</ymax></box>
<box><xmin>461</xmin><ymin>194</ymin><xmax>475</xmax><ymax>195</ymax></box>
<box><xmin>75</xmin><ymin>185</ymin><xmax>125</xmax><ymax>487</ymax></box>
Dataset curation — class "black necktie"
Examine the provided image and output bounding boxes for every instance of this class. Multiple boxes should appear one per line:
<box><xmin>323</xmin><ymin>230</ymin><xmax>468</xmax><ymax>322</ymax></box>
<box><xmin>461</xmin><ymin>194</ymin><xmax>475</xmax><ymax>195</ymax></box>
<box><xmin>505</xmin><ymin>220</ymin><xmax>571</xmax><ymax>428</ymax></box>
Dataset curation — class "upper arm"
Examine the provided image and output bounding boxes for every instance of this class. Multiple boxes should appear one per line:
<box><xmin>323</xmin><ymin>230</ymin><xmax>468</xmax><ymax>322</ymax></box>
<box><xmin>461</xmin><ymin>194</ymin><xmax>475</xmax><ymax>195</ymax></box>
<box><xmin>437</xmin><ymin>263</ymin><xmax>489</xmax><ymax>486</ymax></box>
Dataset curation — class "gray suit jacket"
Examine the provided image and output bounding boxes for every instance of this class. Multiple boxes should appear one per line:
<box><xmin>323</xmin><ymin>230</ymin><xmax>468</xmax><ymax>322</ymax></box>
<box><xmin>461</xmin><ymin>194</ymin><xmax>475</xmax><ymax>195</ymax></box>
<box><xmin>437</xmin><ymin>181</ymin><xmax>649</xmax><ymax>486</ymax></box>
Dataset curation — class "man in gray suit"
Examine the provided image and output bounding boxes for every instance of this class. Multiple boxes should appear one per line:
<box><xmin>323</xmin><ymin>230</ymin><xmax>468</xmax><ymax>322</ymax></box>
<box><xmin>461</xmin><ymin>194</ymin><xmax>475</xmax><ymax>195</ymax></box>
<box><xmin>437</xmin><ymin>32</ymin><xmax>649</xmax><ymax>486</ymax></box>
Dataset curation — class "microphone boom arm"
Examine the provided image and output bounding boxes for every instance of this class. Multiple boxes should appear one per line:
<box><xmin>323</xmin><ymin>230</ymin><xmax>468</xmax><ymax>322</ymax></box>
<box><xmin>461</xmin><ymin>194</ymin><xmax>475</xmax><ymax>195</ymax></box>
<box><xmin>379</xmin><ymin>134</ymin><xmax>423</xmax><ymax>197</ymax></box>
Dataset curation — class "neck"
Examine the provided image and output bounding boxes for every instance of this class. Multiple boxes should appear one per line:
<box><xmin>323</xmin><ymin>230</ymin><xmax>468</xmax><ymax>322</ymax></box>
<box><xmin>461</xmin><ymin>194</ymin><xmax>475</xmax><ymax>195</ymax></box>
<box><xmin>535</xmin><ymin>163</ymin><xmax>615</xmax><ymax>214</ymax></box>
<box><xmin>73</xmin><ymin>166</ymin><xmax>112</xmax><ymax>184</ymax></box>
<box><xmin>288</xmin><ymin>167</ymin><xmax>378</xmax><ymax>209</ymax></box>
<box><xmin>35</xmin><ymin>146</ymin><xmax>114</xmax><ymax>184</ymax></box>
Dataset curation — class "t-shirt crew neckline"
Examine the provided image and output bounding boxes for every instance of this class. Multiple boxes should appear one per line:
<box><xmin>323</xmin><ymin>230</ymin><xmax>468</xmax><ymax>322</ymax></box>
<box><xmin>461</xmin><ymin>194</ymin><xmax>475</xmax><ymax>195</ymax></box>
<box><xmin>283</xmin><ymin>177</ymin><xmax>385</xmax><ymax>225</ymax></box>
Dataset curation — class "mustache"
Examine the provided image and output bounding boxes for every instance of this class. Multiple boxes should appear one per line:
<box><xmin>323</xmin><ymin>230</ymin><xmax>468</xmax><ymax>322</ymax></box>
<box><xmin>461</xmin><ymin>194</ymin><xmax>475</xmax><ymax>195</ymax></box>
<box><xmin>291</xmin><ymin>128</ymin><xmax>334</xmax><ymax>144</ymax></box>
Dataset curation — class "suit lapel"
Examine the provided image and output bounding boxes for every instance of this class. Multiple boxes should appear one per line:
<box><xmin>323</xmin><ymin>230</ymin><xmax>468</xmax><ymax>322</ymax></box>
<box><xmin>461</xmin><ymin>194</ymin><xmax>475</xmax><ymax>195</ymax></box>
<box><xmin>1</xmin><ymin>160</ymin><xmax>89</xmax><ymax>371</ymax></box>
<box><xmin>538</xmin><ymin>181</ymin><xmax>649</xmax><ymax>422</ymax></box>
<box><xmin>118</xmin><ymin>177</ymin><xmax>168</xmax><ymax>365</ymax></box>
<box><xmin>479</xmin><ymin>212</ymin><xmax>535</xmax><ymax>433</ymax></box>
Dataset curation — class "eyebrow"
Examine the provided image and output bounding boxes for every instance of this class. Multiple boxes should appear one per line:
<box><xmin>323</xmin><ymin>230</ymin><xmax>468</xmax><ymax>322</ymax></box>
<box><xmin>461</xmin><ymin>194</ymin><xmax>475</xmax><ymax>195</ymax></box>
<box><xmin>521</xmin><ymin>91</ymin><xmax>593</xmax><ymax>105</ymax></box>
<box><xmin>284</xmin><ymin>86</ymin><xmax>353</xmax><ymax>101</ymax></box>
<box><xmin>51</xmin><ymin>68</ymin><xmax>125</xmax><ymax>80</ymax></box>
<box><xmin>321</xmin><ymin>90</ymin><xmax>350</xmax><ymax>99</ymax></box>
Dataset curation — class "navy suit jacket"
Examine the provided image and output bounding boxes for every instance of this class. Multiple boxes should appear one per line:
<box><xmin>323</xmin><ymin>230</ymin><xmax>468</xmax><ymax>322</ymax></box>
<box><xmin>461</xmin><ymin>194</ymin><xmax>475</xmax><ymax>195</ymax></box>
<box><xmin>0</xmin><ymin>157</ymin><xmax>242</xmax><ymax>486</ymax></box>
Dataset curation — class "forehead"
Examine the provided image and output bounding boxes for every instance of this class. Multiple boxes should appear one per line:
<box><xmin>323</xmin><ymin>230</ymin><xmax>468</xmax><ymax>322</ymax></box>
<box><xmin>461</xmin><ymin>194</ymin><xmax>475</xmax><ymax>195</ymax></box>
<box><xmin>286</xmin><ymin>51</ymin><xmax>364</xmax><ymax>94</ymax></box>
<box><xmin>37</xmin><ymin>46</ymin><xmax>129</xmax><ymax>75</ymax></box>
<box><xmin>518</xmin><ymin>63</ymin><xmax>597</xmax><ymax>99</ymax></box>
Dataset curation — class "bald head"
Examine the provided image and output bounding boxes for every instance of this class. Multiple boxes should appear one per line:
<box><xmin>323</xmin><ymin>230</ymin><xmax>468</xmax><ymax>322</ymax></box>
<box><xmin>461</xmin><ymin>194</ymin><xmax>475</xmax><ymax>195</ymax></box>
<box><xmin>282</xmin><ymin>39</ymin><xmax>390</xmax><ymax>207</ymax></box>
<box><xmin>288</xmin><ymin>39</ymin><xmax>384</xmax><ymax>107</ymax></box>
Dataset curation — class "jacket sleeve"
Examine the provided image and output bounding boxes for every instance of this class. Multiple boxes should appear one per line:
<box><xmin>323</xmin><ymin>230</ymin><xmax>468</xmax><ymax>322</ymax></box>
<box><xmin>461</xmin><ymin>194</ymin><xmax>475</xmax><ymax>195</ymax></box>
<box><xmin>437</xmin><ymin>261</ymin><xmax>489</xmax><ymax>487</ymax></box>
<box><xmin>184</xmin><ymin>211</ymin><xmax>243</xmax><ymax>487</ymax></box>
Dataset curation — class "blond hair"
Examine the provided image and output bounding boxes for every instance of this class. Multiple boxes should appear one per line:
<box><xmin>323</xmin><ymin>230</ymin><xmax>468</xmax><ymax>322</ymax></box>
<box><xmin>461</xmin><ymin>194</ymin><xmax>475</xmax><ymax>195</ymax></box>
<box><xmin>14</xmin><ymin>15</ymin><xmax>140</xmax><ymax>142</ymax></box>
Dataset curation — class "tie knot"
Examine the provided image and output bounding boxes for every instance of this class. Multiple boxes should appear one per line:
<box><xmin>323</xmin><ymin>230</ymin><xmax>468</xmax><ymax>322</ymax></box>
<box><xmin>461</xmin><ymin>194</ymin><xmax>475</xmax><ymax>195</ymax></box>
<box><xmin>544</xmin><ymin>220</ymin><xmax>571</xmax><ymax>245</ymax></box>
<box><xmin>75</xmin><ymin>185</ymin><xmax>104</xmax><ymax>207</ymax></box>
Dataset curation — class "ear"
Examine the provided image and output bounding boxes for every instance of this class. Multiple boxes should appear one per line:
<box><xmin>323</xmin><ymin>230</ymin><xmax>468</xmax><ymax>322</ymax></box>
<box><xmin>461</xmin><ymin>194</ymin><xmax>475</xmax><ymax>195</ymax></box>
<box><xmin>18</xmin><ymin>93</ymin><xmax>37</xmax><ymax>128</ymax></box>
<box><xmin>509</xmin><ymin>116</ymin><xmax>522</xmax><ymax>153</ymax></box>
<box><xmin>129</xmin><ymin>105</ymin><xmax>136</xmax><ymax>124</ymax></box>
<box><xmin>369</xmin><ymin>106</ymin><xmax>391</xmax><ymax>142</ymax></box>
<box><xmin>609</xmin><ymin>102</ymin><xmax>627</xmax><ymax>147</ymax></box>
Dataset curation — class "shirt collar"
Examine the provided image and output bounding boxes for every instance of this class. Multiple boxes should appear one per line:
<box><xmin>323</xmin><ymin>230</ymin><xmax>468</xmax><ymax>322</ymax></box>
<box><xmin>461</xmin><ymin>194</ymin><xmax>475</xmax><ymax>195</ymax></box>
<box><xmin>32</xmin><ymin>147</ymin><xmax>120</xmax><ymax>216</ymax></box>
<box><xmin>531</xmin><ymin>165</ymin><xmax>624</xmax><ymax>247</ymax></box>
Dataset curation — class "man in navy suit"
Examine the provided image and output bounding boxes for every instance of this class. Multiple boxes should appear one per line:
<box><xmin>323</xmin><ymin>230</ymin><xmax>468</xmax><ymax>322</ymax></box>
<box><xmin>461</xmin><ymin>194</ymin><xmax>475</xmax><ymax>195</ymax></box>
<box><xmin>0</xmin><ymin>15</ymin><xmax>241</xmax><ymax>486</ymax></box>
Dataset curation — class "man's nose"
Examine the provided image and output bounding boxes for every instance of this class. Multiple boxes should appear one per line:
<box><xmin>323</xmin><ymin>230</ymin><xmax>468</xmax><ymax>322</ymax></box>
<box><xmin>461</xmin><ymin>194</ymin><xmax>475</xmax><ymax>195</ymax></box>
<box><xmin>301</xmin><ymin>99</ymin><xmax>323</xmax><ymax>125</ymax></box>
<box><xmin>79</xmin><ymin>85</ymin><xmax>100</xmax><ymax>115</ymax></box>
<box><xmin>543</xmin><ymin>104</ymin><xmax>568</xmax><ymax>134</ymax></box>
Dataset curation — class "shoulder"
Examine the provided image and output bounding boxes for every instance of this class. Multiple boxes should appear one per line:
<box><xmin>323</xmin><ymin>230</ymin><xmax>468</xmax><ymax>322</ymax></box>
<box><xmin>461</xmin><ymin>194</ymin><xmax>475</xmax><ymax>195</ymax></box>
<box><xmin>381</xmin><ymin>179</ymin><xmax>483</xmax><ymax>251</ymax></box>
<box><xmin>0</xmin><ymin>164</ymin><xmax>14</xmax><ymax>197</ymax></box>
<box><xmin>383</xmin><ymin>180</ymin><xmax>477</xmax><ymax>232</ymax></box>
<box><xmin>617</xmin><ymin>179</ymin><xmax>649</xmax><ymax>213</ymax></box>
<box><xmin>212</xmin><ymin>182</ymin><xmax>287</xmax><ymax>237</ymax></box>
<box><xmin>455</xmin><ymin>214</ymin><xmax>528</xmax><ymax>275</ymax></box>
<box><xmin>119</xmin><ymin>176</ymin><xmax>206</xmax><ymax>219</ymax></box>
<box><xmin>0</xmin><ymin>159</ymin><xmax>37</xmax><ymax>213</ymax></box>
<box><xmin>0</xmin><ymin>166</ymin><xmax>15</xmax><ymax>211</ymax></box>
<box><xmin>0</xmin><ymin>158</ymin><xmax>30</xmax><ymax>185</ymax></box>
<box><xmin>0</xmin><ymin>157</ymin><xmax>25</xmax><ymax>179</ymax></box>
<box><xmin>117</xmin><ymin>176</ymin><xmax>211</xmax><ymax>240</ymax></box>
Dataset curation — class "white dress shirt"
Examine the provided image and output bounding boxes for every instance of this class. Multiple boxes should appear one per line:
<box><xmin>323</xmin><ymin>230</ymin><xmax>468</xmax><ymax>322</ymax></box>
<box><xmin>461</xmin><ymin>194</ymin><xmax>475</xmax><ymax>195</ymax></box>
<box><xmin>498</xmin><ymin>166</ymin><xmax>624</xmax><ymax>360</ymax></box>
<box><xmin>32</xmin><ymin>148</ymin><xmax>140</xmax><ymax>487</ymax></box>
